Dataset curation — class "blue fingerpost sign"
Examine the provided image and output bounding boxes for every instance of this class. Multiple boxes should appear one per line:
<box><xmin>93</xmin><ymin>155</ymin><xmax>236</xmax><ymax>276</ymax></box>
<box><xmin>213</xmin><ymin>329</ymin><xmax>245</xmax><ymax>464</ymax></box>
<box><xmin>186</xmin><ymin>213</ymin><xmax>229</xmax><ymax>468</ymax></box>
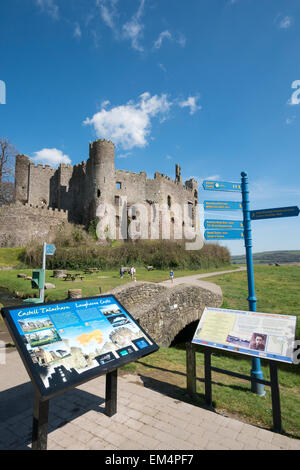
<box><xmin>203</xmin><ymin>180</ymin><xmax>241</xmax><ymax>192</ymax></box>
<box><xmin>204</xmin><ymin>219</ymin><xmax>244</xmax><ymax>229</ymax></box>
<box><xmin>204</xmin><ymin>201</ymin><xmax>242</xmax><ymax>211</ymax></box>
<box><xmin>204</xmin><ymin>229</ymin><xmax>244</xmax><ymax>240</ymax></box>
<box><xmin>250</xmin><ymin>206</ymin><xmax>299</xmax><ymax>221</ymax></box>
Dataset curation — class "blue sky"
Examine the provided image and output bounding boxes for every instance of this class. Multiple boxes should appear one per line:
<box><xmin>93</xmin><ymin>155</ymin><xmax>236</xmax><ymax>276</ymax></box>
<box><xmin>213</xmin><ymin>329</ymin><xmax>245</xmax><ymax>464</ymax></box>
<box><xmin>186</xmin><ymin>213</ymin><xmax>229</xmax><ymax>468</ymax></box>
<box><xmin>0</xmin><ymin>0</ymin><xmax>299</xmax><ymax>255</ymax></box>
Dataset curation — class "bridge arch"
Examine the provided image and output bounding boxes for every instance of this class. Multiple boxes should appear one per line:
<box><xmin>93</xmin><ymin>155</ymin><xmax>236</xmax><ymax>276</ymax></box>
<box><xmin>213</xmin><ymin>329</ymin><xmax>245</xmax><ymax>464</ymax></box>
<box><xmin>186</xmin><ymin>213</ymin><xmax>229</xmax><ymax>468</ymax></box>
<box><xmin>106</xmin><ymin>281</ymin><xmax>222</xmax><ymax>347</ymax></box>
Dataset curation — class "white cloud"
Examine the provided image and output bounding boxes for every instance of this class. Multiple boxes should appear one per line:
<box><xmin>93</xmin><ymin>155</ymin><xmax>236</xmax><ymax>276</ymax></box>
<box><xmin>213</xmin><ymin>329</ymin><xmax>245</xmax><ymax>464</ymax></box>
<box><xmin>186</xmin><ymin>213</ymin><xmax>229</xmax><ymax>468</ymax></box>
<box><xmin>179</xmin><ymin>95</ymin><xmax>202</xmax><ymax>115</ymax></box>
<box><xmin>32</xmin><ymin>148</ymin><xmax>71</xmax><ymax>166</ymax></box>
<box><xmin>101</xmin><ymin>100</ymin><xmax>111</xmax><ymax>108</ymax></box>
<box><xmin>83</xmin><ymin>92</ymin><xmax>172</xmax><ymax>150</ymax></box>
<box><xmin>279</xmin><ymin>15</ymin><xmax>293</xmax><ymax>29</ymax></box>
<box><xmin>154</xmin><ymin>30</ymin><xmax>172</xmax><ymax>49</ymax></box>
<box><xmin>35</xmin><ymin>0</ymin><xmax>59</xmax><ymax>20</ymax></box>
<box><xmin>96</xmin><ymin>0</ymin><xmax>119</xmax><ymax>35</ymax></box>
<box><xmin>166</xmin><ymin>154</ymin><xmax>172</xmax><ymax>160</ymax></box>
<box><xmin>154</xmin><ymin>30</ymin><xmax>186</xmax><ymax>50</ymax></box>
<box><xmin>73</xmin><ymin>23</ymin><xmax>82</xmax><ymax>38</ymax></box>
<box><xmin>122</xmin><ymin>0</ymin><xmax>146</xmax><ymax>51</ymax></box>
<box><xmin>118</xmin><ymin>152</ymin><xmax>132</xmax><ymax>159</ymax></box>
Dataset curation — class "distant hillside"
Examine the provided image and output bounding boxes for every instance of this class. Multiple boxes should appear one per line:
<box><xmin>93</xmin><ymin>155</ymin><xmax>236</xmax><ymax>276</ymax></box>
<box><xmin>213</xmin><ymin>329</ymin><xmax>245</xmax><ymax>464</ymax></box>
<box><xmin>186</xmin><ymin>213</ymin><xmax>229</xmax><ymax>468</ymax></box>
<box><xmin>231</xmin><ymin>250</ymin><xmax>300</xmax><ymax>265</ymax></box>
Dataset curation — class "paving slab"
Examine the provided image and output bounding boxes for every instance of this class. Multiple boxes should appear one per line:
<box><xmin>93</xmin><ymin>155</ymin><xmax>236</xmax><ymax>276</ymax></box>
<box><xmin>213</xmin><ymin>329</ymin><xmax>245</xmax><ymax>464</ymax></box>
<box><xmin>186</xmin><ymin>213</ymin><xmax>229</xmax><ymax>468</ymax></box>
<box><xmin>0</xmin><ymin>350</ymin><xmax>299</xmax><ymax>451</ymax></box>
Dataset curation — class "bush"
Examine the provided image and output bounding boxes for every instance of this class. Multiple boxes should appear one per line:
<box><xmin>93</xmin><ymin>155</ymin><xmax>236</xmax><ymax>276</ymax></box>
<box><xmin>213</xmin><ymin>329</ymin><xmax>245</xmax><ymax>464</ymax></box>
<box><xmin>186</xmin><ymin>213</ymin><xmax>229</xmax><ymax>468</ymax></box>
<box><xmin>21</xmin><ymin>225</ymin><xmax>231</xmax><ymax>271</ymax></box>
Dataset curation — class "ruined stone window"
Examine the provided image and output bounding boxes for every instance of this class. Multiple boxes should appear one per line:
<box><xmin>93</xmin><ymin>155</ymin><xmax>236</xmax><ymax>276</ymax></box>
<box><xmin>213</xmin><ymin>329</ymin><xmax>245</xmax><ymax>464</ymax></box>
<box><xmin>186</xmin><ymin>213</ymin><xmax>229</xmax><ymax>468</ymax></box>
<box><xmin>116</xmin><ymin>215</ymin><xmax>120</xmax><ymax>227</ymax></box>
<box><xmin>188</xmin><ymin>201</ymin><xmax>193</xmax><ymax>219</ymax></box>
<box><xmin>116</xmin><ymin>182</ymin><xmax>122</xmax><ymax>189</ymax></box>
<box><xmin>97</xmin><ymin>189</ymin><xmax>101</xmax><ymax>198</ymax></box>
<box><xmin>167</xmin><ymin>195</ymin><xmax>171</xmax><ymax>209</ymax></box>
<box><xmin>171</xmin><ymin>217</ymin><xmax>175</xmax><ymax>224</ymax></box>
<box><xmin>194</xmin><ymin>190</ymin><xmax>198</xmax><ymax>199</ymax></box>
<box><xmin>115</xmin><ymin>195</ymin><xmax>120</xmax><ymax>206</ymax></box>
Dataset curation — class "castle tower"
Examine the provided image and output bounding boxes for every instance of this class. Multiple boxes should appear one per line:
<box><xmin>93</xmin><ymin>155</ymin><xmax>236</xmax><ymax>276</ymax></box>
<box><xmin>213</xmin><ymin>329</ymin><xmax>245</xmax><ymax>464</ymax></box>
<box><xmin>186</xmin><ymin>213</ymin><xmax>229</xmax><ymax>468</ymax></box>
<box><xmin>15</xmin><ymin>154</ymin><xmax>30</xmax><ymax>203</ymax></box>
<box><xmin>87</xmin><ymin>139</ymin><xmax>116</xmax><ymax>223</ymax></box>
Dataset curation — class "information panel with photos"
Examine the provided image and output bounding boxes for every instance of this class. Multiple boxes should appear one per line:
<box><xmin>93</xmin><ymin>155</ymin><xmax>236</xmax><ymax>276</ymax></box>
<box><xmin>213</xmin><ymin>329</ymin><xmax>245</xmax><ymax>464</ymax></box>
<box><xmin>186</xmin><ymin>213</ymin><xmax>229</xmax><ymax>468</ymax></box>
<box><xmin>192</xmin><ymin>307</ymin><xmax>297</xmax><ymax>364</ymax></box>
<box><xmin>1</xmin><ymin>295</ymin><xmax>159</xmax><ymax>398</ymax></box>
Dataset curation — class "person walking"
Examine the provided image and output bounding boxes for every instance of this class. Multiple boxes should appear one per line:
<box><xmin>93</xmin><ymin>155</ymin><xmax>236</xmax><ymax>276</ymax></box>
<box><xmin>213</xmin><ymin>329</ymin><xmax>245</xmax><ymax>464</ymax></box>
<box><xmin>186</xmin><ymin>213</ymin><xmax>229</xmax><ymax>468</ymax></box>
<box><xmin>120</xmin><ymin>266</ymin><xmax>124</xmax><ymax>279</ymax></box>
<box><xmin>170</xmin><ymin>270</ymin><xmax>174</xmax><ymax>284</ymax></box>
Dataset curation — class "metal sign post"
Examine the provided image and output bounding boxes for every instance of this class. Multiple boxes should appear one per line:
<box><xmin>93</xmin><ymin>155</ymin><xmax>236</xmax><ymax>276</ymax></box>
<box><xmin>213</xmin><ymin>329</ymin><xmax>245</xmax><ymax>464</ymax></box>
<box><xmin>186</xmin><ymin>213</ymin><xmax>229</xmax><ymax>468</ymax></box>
<box><xmin>39</xmin><ymin>243</ymin><xmax>56</xmax><ymax>303</ymax></box>
<box><xmin>241</xmin><ymin>172</ymin><xmax>265</xmax><ymax>396</ymax></box>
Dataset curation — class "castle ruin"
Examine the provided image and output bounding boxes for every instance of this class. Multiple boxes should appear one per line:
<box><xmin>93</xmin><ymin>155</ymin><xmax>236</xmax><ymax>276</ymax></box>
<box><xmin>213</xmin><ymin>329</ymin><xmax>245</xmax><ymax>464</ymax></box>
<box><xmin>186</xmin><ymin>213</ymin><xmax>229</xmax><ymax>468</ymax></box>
<box><xmin>1</xmin><ymin>139</ymin><xmax>199</xmax><ymax>246</ymax></box>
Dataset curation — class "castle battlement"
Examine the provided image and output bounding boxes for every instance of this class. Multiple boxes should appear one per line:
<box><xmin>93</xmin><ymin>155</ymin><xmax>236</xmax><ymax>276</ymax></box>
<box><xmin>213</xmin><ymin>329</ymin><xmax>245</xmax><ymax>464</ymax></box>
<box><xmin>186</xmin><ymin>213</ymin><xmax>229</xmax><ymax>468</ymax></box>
<box><xmin>29</xmin><ymin>162</ymin><xmax>57</xmax><ymax>172</ymax></box>
<box><xmin>24</xmin><ymin>203</ymin><xmax>68</xmax><ymax>218</ymax></box>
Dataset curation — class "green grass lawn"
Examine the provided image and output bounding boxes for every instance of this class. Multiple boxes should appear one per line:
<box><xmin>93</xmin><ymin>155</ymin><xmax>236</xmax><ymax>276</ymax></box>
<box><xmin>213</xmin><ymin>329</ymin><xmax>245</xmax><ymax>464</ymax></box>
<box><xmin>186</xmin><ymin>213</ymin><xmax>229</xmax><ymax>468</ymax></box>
<box><xmin>207</xmin><ymin>265</ymin><xmax>300</xmax><ymax>339</ymax></box>
<box><xmin>0</xmin><ymin>247</ymin><xmax>25</xmax><ymax>268</ymax></box>
<box><xmin>0</xmin><ymin>265</ymin><xmax>238</xmax><ymax>303</ymax></box>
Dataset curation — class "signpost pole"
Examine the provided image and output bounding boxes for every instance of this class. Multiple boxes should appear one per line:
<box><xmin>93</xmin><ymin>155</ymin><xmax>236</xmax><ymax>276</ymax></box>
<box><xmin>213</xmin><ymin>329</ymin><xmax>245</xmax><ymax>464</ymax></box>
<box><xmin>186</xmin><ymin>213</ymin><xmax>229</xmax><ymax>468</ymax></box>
<box><xmin>40</xmin><ymin>242</ymin><xmax>47</xmax><ymax>303</ymax></box>
<box><xmin>241</xmin><ymin>172</ymin><xmax>265</xmax><ymax>396</ymax></box>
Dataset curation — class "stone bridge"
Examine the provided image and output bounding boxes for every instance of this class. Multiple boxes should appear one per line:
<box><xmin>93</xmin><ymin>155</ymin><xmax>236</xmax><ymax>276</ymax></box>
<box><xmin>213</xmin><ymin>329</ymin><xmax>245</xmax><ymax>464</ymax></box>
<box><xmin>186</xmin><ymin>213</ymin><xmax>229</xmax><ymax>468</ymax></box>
<box><xmin>106</xmin><ymin>281</ymin><xmax>222</xmax><ymax>347</ymax></box>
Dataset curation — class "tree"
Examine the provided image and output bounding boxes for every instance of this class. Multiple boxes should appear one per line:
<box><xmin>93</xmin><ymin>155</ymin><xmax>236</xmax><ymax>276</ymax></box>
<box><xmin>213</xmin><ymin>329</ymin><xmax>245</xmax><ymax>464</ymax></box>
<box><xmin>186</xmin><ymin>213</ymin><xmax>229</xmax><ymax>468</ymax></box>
<box><xmin>0</xmin><ymin>137</ymin><xmax>18</xmax><ymax>206</ymax></box>
<box><xmin>0</xmin><ymin>181</ymin><xmax>14</xmax><ymax>206</ymax></box>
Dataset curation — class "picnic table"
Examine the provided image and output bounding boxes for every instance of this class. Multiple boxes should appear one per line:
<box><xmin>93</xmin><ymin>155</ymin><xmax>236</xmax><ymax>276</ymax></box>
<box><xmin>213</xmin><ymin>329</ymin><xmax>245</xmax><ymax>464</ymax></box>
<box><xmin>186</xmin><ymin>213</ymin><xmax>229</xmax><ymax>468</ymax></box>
<box><xmin>63</xmin><ymin>273</ymin><xmax>84</xmax><ymax>281</ymax></box>
<box><xmin>83</xmin><ymin>268</ymin><xmax>100</xmax><ymax>275</ymax></box>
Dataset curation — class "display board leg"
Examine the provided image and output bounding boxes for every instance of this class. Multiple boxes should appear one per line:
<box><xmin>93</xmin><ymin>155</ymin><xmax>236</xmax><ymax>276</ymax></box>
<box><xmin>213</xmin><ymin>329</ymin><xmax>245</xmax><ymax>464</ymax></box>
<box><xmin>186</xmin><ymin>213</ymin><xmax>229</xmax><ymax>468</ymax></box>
<box><xmin>204</xmin><ymin>349</ymin><xmax>213</xmax><ymax>407</ymax></box>
<box><xmin>186</xmin><ymin>342</ymin><xmax>196</xmax><ymax>395</ymax></box>
<box><xmin>269</xmin><ymin>361</ymin><xmax>282</xmax><ymax>433</ymax></box>
<box><xmin>32</xmin><ymin>395</ymin><xmax>49</xmax><ymax>450</ymax></box>
<box><xmin>105</xmin><ymin>369</ymin><xmax>118</xmax><ymax>417</ymax></box>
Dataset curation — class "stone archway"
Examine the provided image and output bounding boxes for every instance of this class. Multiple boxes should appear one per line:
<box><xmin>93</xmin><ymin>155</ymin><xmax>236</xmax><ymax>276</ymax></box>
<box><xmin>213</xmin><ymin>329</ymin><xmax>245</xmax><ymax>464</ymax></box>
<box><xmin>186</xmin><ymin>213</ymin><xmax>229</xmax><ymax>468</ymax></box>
<box><xmin>106</xmin><ymin>281</ymin><xmax>222</xmax><ymax>347</ymax></box>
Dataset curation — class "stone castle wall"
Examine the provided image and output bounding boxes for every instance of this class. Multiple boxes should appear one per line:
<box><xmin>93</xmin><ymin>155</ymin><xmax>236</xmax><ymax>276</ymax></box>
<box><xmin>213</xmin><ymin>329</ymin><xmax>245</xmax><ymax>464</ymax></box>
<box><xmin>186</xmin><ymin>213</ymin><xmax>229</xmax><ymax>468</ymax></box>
<box><xmin>0</xmin><ymin>203</ymin><xmax>68</xmax><ymax>247</ymax></box>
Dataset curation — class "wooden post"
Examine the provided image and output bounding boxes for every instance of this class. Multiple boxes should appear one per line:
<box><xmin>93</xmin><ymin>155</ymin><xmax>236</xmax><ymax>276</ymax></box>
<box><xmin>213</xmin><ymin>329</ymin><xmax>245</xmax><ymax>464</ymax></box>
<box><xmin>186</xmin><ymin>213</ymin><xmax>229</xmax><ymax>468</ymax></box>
<box><xmin>204</xmin><ymin>348</ymin><xmax>213</xmax><ymax>407</ymax></box>
<box><xmin>186</xmin><ymin>342</ymin><xmax>196</xmax><ymax>395</ymax></box>
<box><xmin>32</xmin><ymin>394</ymin><xmax>49</xmax><ymax>450</ymax></box>
<box><xmin>105</xmin><ymin>369</ymin><xmax>118</xmax><ymax>417</ymax></box>
<box><xmin>269</xmin><ymin>361</ymin><xmax>282</xmax><ymax>433</ymax></box>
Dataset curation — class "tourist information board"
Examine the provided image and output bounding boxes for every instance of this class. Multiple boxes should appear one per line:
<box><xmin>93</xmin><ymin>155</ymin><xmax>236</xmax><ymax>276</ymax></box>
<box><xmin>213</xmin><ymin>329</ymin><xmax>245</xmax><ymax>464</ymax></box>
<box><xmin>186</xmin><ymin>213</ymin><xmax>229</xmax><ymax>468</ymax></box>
<box><xmin>202</xmin><ymin>180</ymin><xmax>241</xmax><ymax>192</ymax></box>
<box><xmin>204</xmin><ymin>229</ymin><xmax>244</xmax><ymax>240</ymax></box>
<box><xmin>192</xmin><ymin>307</ymin><xmax>297</xmax><ymax>364</ymax></box>
<box><xmin>204</xmin><ymin>219</ymin><xmax>243</xmax><ymax>229</ymax></box>
<box><xmin>250</xmin><ymin>206</ymin><xmax>300</xmax><ymax>220</ymax></box>
<box><xmin>204</xmin><ymin>201</ymin><xmax>242</xmax><ymax>211</ymax></box>
<box><xmin>1</xmin><ymin>295</ymin><xmax>158</xmax><ymax>399</ymax></box>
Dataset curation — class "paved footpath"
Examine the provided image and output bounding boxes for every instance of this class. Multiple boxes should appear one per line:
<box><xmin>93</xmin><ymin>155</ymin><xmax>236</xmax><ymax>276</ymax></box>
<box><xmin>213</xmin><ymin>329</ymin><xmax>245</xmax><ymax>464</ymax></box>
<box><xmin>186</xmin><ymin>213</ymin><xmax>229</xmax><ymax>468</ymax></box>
<box><xmin>158</xmin><ymin>267</ymin><xmax>246</xmax><ymax>296</ymax></box>
<box><xmin>0</xmin><ymin>350</ymin><xmax>299</xmax><ymax>450</ymax></box>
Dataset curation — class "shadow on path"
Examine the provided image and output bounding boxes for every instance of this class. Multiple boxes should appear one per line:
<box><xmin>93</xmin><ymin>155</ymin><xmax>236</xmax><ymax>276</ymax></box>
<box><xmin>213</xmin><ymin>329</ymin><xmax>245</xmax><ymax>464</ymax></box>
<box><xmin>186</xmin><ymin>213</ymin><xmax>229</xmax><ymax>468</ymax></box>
<box><xmin>0</xmin><ymin>382</ymin><xmax>105</xmax><ymax>450</ymax></box>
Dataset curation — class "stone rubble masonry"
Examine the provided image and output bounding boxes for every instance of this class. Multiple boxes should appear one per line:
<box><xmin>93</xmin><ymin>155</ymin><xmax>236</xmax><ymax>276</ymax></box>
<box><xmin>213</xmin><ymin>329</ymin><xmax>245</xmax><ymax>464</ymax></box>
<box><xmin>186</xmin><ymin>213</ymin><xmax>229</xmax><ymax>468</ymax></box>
<box><xmin>0</xmin><ymin>201</ymin><xmax>68</xmax><ymax>247</ymax></box>
<box><xmin>0</xmin><ymin>138</ymin><xmax>199</xmax><ymax>246</ymax></box>
<box><xmin>106</xmin><ymin>281</ymin><xmax>222</xmax><ymax>346</ymax></box>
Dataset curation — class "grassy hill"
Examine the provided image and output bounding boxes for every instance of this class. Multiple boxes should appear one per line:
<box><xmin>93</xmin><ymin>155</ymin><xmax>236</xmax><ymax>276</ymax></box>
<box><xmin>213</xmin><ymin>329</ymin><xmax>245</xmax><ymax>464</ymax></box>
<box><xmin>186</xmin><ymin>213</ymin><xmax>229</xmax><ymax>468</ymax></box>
<box><xmin>231</xmin><ymin>250</ymin><xmax>300</xmax><ymax>265</ymax></box>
